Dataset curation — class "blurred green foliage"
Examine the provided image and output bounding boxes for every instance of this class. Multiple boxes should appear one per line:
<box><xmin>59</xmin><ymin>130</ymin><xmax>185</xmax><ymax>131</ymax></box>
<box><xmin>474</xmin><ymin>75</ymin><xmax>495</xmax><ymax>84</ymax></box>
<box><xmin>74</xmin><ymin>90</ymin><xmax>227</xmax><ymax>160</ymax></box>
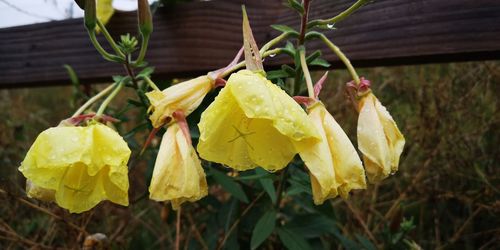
<box><xmin>1</xmin><ymin>61</ymin><xmax>499</xmax><ymax>249</ymax></box>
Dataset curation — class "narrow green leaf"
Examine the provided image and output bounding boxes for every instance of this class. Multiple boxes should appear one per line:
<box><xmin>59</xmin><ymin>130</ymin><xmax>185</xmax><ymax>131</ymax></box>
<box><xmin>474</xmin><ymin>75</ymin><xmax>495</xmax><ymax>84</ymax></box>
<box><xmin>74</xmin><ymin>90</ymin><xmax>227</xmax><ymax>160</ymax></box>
<box><xmin>286</xmin><ymin>0</ymin><xmax>304</xmax><ymax>15</ymax></box>
<box><xmin>251</xmin><ymin>210</ymin><xmax>277</xmax><ymax>250</ymax></box>
<box><xmin>210</xmin><ymin>168</ymin><xmax>249</xmax><ymax>203</ymax></box>
<box><xmin>305</xmin><ymin>50</ymin><xmax>322</xmax><ymax>64</ymax></box>
<box><xmin>270</xmin><ymin>24</ymin><xmax>298</xmax><ymax>34</ymax></box>
<box><xmin>310</xmin><ymin>58</ymin><xmax>331</xmax><ymax>68</ymax></box>
<box><xmin>267</xmin><ymin>70</ymin><xmax>290</xmax><ymax>80</ymax></box>
<box><xmin>63</xmin><ymin>64</ymin><xmax>79</xmax><ymax>86</ymax></box>
<box><xmin>277</xmin><ymin>227</ymin><xmax>312</xmax><ymax>250</ymax></box>
<box><xmin>137</xmin><ymin>66</ymin><xmax>155</xmax><ymax>78</ymax></box>
<box><xmin>256</xmin><ymin>168</ymin><xmax>276</xmax><ymax>203</ymax></box>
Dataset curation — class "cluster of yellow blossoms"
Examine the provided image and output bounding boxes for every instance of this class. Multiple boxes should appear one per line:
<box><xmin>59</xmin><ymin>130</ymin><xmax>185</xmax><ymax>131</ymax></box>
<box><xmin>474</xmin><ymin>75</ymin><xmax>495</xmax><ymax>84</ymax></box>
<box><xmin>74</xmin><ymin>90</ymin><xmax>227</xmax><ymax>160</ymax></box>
<box><xmin>19</xmin><ymin>65</ymin><xmax>404</xmax><ymax>213</ymax></box>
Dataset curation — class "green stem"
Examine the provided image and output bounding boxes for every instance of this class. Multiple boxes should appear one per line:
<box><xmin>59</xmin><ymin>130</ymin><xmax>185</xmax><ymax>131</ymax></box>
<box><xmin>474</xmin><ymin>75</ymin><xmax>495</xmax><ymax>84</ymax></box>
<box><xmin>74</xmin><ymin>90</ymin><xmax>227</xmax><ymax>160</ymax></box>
<box><xmin>143</xmin><ymin>76</ymin><xmax>160</xmax><ymax>91</ymax></box>
<box><xmin>298</xmin><ymin>0</ymin><xmax>312</xmax><ymax>46</ymax></box>
<box><xmin>96</xmin><ymin>19</ymin><xmax>125</xmax><ymax>58</ymax></box>
<box><xmin>134</xmin><ymin>33</ymin><xmax>150</xmax><ymax>65</ymax></box>
<box><xmin>96</xmin><ymin>80</ymin><xmax>125</xmax><ymax>116</ymax></box>
<box><xmin>88</xmin><ymin>30</ymin><xmax>122</xmax><ymax>62</ymax></box>
<box><xmin>71</xmin><ymin>84</ymin><xmax>115</xmax><ymax>117</ymax></box>
<box><xmin>299</xmin><ymin>49</ymin><xmax>315</xmax><ymax>98</ymax></box>
<box><xmin>259</xmin><ymin>32</ymin><xmax>289</xmax><ymax>54</ymax></box>
<box><xmin>307</xmin><ymin>0</ymin><xmax>369</xmax><ymax>28</ymax></box>
<box><xmin>320</xmin><ymin>34</ymin><xmax>360</xmax><ymax>85</ymax></box>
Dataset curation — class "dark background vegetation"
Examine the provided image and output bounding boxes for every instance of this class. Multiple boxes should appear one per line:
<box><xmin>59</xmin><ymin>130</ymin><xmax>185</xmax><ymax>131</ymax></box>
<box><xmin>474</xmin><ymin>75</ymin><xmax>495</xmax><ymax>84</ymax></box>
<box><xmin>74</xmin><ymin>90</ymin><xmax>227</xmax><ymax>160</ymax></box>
<box><xmin>1</xmin><ymin>61</ymin><xmax>499</xmax><ymax>249</ymax></box>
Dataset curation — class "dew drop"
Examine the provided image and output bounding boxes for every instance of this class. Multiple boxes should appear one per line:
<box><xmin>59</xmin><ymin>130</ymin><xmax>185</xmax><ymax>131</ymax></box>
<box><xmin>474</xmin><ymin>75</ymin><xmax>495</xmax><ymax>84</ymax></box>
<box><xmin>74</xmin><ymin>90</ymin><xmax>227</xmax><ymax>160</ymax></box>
<box><xmin>327</xmin><ymin>23</ymin><xmax>335</xmax><ymax>29</ymax></box>
<box><xmin>269</xmin><ymin>53</ymin><xmax>276</xmax><ymax>58</ymax></box>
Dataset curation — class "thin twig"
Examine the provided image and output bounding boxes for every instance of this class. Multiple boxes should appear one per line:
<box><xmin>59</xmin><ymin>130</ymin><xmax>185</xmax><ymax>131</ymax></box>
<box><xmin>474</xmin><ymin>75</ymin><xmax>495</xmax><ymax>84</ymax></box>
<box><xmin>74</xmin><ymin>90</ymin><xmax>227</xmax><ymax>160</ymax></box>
<box><xmin>187</xmin><ymin>213</ymin><xmax>209</xmax><ymax>250</ymax></box>
<box><xmin>176</xmin><ymin>207</ymin><xmax>182</xmax><ymax>250</ymax></box>
<box><xmin>218</xmin><ymin>192</ymin><xmax>265</xmax><ymax>250</ymax></box>
<box><xmin>344</xmin><ymin>200</ymin><xmax>378</xmax><ymax>245</ymax></box>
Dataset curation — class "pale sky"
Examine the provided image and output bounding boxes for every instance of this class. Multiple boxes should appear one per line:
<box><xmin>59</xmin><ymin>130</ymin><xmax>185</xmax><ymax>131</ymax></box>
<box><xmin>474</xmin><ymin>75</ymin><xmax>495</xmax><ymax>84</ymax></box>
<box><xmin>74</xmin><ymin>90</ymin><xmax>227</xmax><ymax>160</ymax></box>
<box><xmin>0</xmin><ymin>0</ymin><xmax>154</xmax><ymax>28</ymax></box>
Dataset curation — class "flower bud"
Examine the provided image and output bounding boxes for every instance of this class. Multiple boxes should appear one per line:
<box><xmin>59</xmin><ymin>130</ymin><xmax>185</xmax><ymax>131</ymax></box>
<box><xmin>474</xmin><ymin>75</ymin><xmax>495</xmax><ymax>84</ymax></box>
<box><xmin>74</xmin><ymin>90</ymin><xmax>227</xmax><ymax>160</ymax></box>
<box><xmin>138</xmin><ymin>0</ymin><xmax>153</xmax><ymax>37</ymax></box>
<box><xmin>84</xmin><ymin>0</ymin><xmax>97</xmax><ymax>31</ymax></box>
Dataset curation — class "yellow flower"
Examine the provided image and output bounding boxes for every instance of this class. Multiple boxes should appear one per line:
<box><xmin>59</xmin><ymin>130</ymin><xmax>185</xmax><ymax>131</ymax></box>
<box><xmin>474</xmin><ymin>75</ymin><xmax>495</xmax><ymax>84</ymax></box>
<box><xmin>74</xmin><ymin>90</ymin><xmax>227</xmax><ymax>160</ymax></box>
<box><xmin>19</xmin><ymin>123</ymin><xmax>131</xmax><ymax>213</ymax></box>
<box><xmin>296</xmin><ymin>102</ymin><xmax>366</xmax><ymax>204</ymax></box>
<box><xmin>146</xmin><ymin>75</ymin><xmax>214</xmax><ymax>128</ymax></box>
<box><xmin>357</xmin><ymin>93</ymin><xmax>405</xmax><ymax>183</ymax></box>
<box><xmin>149</xmin><ymin>122</ymin><xmax>208</xmax><ymax>209</ymax></box>
<box><xmin>197</xmin><ymin>70</ymin><xmax>320</xmax><ymax>171</ymax></box>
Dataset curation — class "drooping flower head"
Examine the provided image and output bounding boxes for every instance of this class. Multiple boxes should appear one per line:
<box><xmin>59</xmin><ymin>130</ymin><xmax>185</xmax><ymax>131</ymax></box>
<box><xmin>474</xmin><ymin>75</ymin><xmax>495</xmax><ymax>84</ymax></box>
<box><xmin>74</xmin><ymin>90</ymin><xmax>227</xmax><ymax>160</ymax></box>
<box><xmin>19</xmin><ymin>123</ymin><xmax>131</xmax><ymax>213</ymax></box>
<box><xmin>351</xmin><ymin>78</ymin><xmax>405</xmax><ymax>183</ymax></box>
<box><xmin>146</xmin><ymin>75</ymin><xmax>215</xmax><ymax>128</ymax></box>
<box><xmin>294</xmin><ymin>73</ymin><xmax>366</xmax><ymax>204</ymax></box>
<box><xmin>197</xmin><ymin>7</ymin><xmax>319</xmax><ymax>172</ymax></box>
<box><xmin>197</xmin><ymin>69</ymin><xmax>320</xmax><ymax>171</ymax></box>
<box><xmin>297</xmin><ymin>102</ymin><xmax>367</xmax><ymax>204</ymax></box>
<box><xmin>149</xmin><ymin>121</ymin><xmax>208</xmax><ymax>210</ymax></box>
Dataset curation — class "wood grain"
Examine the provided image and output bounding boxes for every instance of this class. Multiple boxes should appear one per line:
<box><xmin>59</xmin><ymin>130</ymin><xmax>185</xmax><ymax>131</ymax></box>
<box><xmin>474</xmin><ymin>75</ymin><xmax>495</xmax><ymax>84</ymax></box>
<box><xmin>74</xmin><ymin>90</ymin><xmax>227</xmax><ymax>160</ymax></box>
<box><xmin>0</xmin><ymin>0</ymin><xmax>499</xmax><ymax>88</ymax></box>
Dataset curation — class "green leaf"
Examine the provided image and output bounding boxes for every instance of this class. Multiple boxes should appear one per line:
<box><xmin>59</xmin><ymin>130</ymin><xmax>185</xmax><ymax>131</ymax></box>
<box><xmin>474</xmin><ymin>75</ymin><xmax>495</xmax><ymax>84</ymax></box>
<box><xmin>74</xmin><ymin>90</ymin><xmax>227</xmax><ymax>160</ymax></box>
<box><xmin>310</xmin><ymin>58</ymin><xmax>330</xmax><ymax>68</ymax></box>
<box><xmin>281</xmin><ymin>65</ymin><xmax>296</xmax><ymax>77</ymax></box>
<box><xmin>305</xmin><ymin>50</ymin><xmax>322</xmax><ymax>64</ymax></box>
<box><xmin>286</xmin><ymin>214</ymin><xmax>337</xmax><ymax>238</ymax></box>
<box><xmin>210</xmin><ymin>168</ymin><xmax>249</xmax><ymax>203</ymax></box>
<box><xmin>277</xmin><ymin>227</ymin><xmax>312</xmax><ymax>250</ymax></box>
<box><xmin>285</xmin><ymin>0</ymin><xmax>304</xmax><ymax>15</ymax></box>
<box><xmin>251</xmin><ymin>210</ymin><xmax>277</xmax><ymax>250</ymax></box>
<box><xmin>355</xmin><ymin>234</ymin><xmax>376</xmax><ymax>250</ymax></box>
<box><xmin>267</xmin><ymin>70</ymin><xmax>290</xmax><ymax>80</ymax></box>
<box><xmin>304</xmin><ymin>31</ymin><xmax>323</xmax><ymax>41</ymax></box>
<box><xmin>271</xmin><ymin>24</ymin><xmax>299</xmax><ymax>35</ymax></box>
<box><xmin>63</xmin><ymin>64</ymin><xmax>79</xmax><ymax>86</ymax></box>
<box><xmin>137</xmin><ymin>66</ymin><xmax>155</xmax><ymax>78</ymax></box>
<box><xmin>256</xmin><ymin>168</ymin><xmax>277</xmax><ymax>204</ymax></box>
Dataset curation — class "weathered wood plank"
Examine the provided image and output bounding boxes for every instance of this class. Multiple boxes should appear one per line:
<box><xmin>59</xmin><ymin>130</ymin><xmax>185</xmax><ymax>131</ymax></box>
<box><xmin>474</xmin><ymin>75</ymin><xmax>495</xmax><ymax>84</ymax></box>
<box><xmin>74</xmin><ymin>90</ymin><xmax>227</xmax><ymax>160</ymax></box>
<box><xmin>0</xmin><ymin>0</ymin><xmax>499</xmax><ymax>88</ymax></box>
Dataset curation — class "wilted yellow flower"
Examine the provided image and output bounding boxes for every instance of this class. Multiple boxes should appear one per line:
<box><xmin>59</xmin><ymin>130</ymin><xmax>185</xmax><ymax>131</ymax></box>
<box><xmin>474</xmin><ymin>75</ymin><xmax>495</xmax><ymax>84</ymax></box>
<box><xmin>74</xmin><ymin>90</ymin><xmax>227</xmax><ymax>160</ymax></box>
<box><xmin>357</xmin><ymin>93</ymin><xmax>405</xmax><ymax>183</ymax></box>
<box><xmin>197</xmin><ymin>70</ymin><xmax>320</xmax><ymax>171</ymax></box>
<box><xmin>149</xmin><ymin>122</ymin><xmax>208</xmax><ymax>209</ymax></box>
<box><xmin>296</xmin><ymin>102</ymin><xmax>366</xmax><ymax>204</ymax></box>
<box><xmin>146</xmin><ymin>75</ymin><xmax>214</xmax><ymax>128</ymax></box>
<box><xmin>19</xmin><ymin>123</ymin><xmax>131</xmax><ymax>213</ymax></box>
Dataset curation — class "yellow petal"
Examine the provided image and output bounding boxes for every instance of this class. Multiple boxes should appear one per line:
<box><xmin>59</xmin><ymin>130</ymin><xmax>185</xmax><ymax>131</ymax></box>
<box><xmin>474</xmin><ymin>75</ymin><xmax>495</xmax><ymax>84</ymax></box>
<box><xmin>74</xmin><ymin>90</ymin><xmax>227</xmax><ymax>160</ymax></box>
<box><xmin>357</xmin><ymin>93</ymin><xmax>405</xmax><ymax>183</ymax></box>
<box><xmin>198</xmin><ymin>70</ymin><xmax>319</xmax><ymax>171</ymax></box>
<box><xmin>321</xmin><ymin>104</ymin><xmax>366</xmax><ymax>198</ymax></box>
<box><xmin>146</xmin><ymin>75</ymin><xmax>213</xmax><ymax>128</ymax></box>
<box><xmin>95</xmin><ymin>0</ymin><xmax>115</xmax><ymax>33</ymax></box>
<box><xmin>149</xmin><ymin>123</ymin><xmax>208</xmax><ymax>209</ymax></box>
<box><xmin>229</xmin><ymin>70</ymin><xmax>319</xmax><ymax>141</ymax></box>
<box><xmin>374</xmin><ymin>98</ymin><xmax>405</xmax><ymax>172</ymax></box>
<box><xmin>297</xmin><ymin>103</ymin><xmax>366</xmax><ymax>204</ymax></box>
<box><xmin>19</xmin><ymin>123</ymin><xmax>130</xmax><ymax>213</ymax></box>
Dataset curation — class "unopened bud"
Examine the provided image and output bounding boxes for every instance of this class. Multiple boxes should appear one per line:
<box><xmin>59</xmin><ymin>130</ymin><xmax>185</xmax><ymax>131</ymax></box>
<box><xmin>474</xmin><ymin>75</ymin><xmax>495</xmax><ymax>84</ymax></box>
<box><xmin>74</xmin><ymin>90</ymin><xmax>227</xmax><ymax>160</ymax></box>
<box><xmin>84</xmin><ymin>0</ymin><xmax>97</xmax><ymax>31</ymax></box>
<box><xmin>138</xmin><ymin>0</ymin><xmax>153</xmax><ymax>37</ymax></box>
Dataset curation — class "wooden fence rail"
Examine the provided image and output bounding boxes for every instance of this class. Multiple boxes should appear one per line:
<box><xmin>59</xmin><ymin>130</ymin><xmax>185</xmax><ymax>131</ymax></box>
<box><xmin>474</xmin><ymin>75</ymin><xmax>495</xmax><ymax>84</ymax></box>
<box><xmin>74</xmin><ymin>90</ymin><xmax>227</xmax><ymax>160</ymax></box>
<box><xmin>0</xmin><ymin>0</ymin><xmax>499</xmax><ymax>88</ymax></box>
